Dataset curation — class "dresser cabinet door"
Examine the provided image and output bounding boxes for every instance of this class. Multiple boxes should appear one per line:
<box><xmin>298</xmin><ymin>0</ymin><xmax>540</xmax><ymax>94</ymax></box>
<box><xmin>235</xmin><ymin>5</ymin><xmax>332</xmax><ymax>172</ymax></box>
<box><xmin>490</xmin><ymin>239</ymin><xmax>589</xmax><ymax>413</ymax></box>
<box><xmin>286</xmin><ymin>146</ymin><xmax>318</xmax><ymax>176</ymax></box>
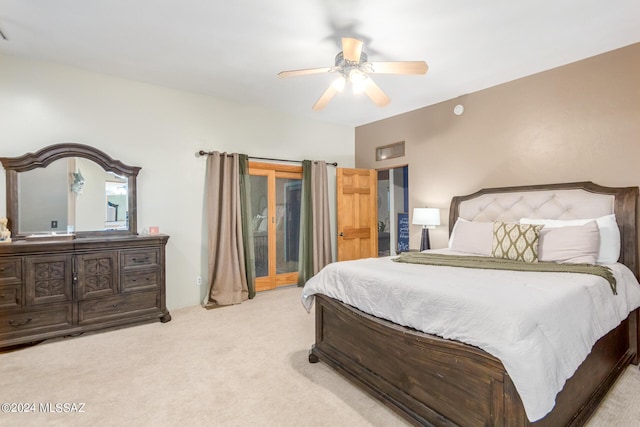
<box><xmin>76</xmin><ymin>252</ymin><xmax>118</xmax><ymax>300</ymax></box>
<box><xmin>25</xmin><ymin>255</ymin><xmax>72</xmax><ymax>305</ymax></box>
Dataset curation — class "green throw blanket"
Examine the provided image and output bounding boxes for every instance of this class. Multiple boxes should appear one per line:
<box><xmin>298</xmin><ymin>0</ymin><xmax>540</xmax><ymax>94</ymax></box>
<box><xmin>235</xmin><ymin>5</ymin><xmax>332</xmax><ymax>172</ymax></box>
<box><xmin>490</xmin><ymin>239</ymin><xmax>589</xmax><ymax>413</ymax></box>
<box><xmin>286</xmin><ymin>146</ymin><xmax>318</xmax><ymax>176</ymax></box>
<box><xmin>392</xmin><ymin>252</ymin><xmax>617</xmax><ymax>295</ymax></box>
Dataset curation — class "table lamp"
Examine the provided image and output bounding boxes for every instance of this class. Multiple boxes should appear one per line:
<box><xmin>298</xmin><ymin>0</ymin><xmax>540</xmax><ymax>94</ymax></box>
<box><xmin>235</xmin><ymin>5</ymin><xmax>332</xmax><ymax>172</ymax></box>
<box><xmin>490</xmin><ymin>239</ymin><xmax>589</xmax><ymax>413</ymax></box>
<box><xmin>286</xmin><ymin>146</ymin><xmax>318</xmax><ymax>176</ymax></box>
<box><xmin>412</xmin><ymin>207</ymin><xmax>440</xmax><ymax>251</ymax></box>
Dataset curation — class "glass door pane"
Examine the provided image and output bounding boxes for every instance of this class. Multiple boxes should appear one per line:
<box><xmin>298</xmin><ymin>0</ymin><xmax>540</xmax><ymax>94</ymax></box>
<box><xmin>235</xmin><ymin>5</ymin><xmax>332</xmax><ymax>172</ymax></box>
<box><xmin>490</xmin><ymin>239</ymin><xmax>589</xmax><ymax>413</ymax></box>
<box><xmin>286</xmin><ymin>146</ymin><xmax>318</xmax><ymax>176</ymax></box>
<box><xmin>275</xmin><ymin>177</ymin><xmax>301</xmax><ymax>274</ymax></box>
<box><xmin>377</xmin><ymin>170</ymin><xmax>390</xmax><ymax>256</ymax></box>
<box><xmin>392</xmin><ymin>166</ymin><xmax>409</xmax><ymax>254</ymax></box>
<box><xmin>250</xmin><ymin>175</ymin><xmax>269</xmax><ymax>278</ymax></box>
<box><xmin>377</xmin><ymin>166</ymin><xmax>408</xmax><ymax>256</ymax></box>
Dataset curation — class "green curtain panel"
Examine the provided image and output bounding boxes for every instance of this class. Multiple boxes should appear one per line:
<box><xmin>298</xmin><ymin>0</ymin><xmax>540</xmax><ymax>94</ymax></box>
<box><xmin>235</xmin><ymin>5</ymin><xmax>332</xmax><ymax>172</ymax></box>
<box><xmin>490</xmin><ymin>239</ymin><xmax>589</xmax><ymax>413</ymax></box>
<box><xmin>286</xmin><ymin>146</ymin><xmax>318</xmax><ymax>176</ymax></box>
<box><xmin>298</xmin><ymin>160</ymin><xmax>332</xmax><ymax>286</ymax></box>
<box><xmin>298</xmin><ymin>160</ymin><xmax>314</xmax><ymax>286</ymax></box>
<box><xmin>239</xmin><ymin>154</ymin><xmax>256</xmax><ymax>299</ymax></box>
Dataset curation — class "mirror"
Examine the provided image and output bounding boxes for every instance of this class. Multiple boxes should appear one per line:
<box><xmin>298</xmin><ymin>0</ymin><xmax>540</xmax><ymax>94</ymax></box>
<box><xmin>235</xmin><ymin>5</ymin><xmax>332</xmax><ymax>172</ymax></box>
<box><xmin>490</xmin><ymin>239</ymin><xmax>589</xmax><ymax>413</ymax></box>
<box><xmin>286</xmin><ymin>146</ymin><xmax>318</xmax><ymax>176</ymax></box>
<box><xmin>0</xmin><ymin>143</ymin><xmax>139</xmax><ymax>238</ymax></box>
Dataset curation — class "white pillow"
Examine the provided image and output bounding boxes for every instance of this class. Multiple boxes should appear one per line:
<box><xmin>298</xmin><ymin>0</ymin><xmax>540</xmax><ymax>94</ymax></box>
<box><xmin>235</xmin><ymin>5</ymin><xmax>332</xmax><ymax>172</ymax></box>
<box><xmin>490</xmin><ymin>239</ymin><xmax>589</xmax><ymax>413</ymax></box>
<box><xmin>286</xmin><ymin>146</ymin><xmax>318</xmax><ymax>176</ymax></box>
<box><xmin>520</xmin><ymin>214</ymin><xmax>619</xmax><ymax>264</ymax></box>
<box><xmin>538</xmin><ymin>221</ymin><xmax>600</xmax><ymax>264</ymax></box>
<box><xmin>448</xmin><ymin>218</ymin><xmax>493</xmax><ymax>256</ymax></box>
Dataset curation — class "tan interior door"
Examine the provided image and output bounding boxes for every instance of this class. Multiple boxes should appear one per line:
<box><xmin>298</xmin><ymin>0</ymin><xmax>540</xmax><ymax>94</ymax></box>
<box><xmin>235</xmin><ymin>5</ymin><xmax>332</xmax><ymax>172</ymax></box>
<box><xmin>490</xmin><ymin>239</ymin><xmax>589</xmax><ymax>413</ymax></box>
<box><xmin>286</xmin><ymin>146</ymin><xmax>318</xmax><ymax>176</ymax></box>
<box><xmin>336</xmin><ymin>168</ymin><xmax>378</xmax><ymax>261</ymax></box>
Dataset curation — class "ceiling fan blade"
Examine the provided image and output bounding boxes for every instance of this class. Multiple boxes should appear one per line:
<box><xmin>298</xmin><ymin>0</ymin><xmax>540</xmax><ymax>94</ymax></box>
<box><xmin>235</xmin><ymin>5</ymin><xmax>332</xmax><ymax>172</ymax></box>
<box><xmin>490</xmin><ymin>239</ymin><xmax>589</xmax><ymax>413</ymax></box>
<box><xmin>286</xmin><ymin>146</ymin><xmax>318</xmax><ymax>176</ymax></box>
<box><xmin>368</xmin><ymin>61</ymin><xmax>428</xmax><ymax>75</ymax></box>
<box><xmin>312</xmin><ymin>85</ymin><xmax>339</xmax><ymax>111</ymax></box>
<box><xmin>342</xmin><ymin>37</ymin><xmax>363</xmax><ymax>63</ymax></box>
<box><xmin>364</xmin><ymin>79</ymin><xmax>390</xmax><ymax>107</ymax></box>
<box><xmin>277</xmin><ymin>67</ymin><xmax>332</xmax><ymax>78</ymax></box>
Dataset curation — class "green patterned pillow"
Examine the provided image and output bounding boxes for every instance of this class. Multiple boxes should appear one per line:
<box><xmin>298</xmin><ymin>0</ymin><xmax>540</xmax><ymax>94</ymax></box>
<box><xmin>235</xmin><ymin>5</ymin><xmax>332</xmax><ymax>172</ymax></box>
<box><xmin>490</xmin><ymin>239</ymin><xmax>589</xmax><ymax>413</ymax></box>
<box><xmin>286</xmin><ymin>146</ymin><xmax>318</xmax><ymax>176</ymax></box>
<box><xmin>492</xmin><ymin>222</ymin><xmax>543</xmax><ymax>263</ymax></box>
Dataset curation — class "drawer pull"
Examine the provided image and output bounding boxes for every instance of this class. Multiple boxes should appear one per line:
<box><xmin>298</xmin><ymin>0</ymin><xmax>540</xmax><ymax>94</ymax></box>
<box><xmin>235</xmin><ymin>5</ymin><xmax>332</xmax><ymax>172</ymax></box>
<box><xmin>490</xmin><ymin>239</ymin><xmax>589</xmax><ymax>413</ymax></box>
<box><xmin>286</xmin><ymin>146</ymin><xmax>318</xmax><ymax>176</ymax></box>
<box><xmin>132</xmin><ymin>257</ymin><xmax>149</xmax><ymax>264</ymax></box>
<box><xmin>112</xmin><ymin>304</ymin><xmax>118</xmax><ymax>308</ymax></box>
<box><xmin>9</xmin><ymin>317</ymin><xmax>32</xmax><ymax>327</ymax></box>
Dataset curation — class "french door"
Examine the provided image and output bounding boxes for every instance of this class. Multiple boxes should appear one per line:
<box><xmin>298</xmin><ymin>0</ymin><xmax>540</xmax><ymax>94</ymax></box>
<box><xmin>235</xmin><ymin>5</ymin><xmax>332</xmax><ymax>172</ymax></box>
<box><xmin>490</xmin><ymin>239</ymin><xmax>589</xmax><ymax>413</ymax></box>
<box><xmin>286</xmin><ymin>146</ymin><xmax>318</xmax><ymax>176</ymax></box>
<box><xmin>249</xmin><ymin>162</ymin><xmax>302</xmax><ymax>291</ymax></box>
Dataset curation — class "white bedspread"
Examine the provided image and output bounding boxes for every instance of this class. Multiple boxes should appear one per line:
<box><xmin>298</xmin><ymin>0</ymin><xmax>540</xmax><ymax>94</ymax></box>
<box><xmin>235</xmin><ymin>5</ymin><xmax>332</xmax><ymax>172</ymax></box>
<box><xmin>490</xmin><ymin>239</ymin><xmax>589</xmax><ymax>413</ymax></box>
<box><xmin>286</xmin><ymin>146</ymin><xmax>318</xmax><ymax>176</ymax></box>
<box><xmin>300</xmin><ymin>250</ymin><xmax>640</xmax><ymax>422</ymax></box>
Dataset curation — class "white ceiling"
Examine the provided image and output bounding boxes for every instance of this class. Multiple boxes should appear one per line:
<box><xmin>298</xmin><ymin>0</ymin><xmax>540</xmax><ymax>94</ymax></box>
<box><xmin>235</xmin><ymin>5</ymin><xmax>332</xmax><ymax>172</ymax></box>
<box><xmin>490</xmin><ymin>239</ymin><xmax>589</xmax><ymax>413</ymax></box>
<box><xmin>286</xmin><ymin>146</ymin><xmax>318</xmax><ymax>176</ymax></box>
<box><xmin>1</xmin><ymin>0</ymin><xmax>639</xmax><ymax>127</ymax></box>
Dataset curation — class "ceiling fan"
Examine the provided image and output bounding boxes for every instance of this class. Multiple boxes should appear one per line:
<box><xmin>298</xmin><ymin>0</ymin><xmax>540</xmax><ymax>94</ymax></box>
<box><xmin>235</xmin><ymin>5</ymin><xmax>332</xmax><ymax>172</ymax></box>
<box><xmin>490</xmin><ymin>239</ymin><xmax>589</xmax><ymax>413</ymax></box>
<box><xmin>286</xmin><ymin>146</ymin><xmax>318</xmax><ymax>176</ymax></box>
<box><xmin>278</xmin><ymin>37</ymin><xmax>428</xmax><ymax>111</ymax></box>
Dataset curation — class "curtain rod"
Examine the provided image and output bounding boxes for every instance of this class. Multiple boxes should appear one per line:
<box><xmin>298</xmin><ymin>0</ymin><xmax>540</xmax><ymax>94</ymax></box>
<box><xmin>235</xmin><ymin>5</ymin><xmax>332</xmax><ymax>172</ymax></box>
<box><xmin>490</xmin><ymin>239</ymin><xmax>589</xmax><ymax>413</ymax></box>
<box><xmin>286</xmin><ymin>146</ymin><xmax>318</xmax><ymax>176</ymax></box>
<box><xmin>197</xmin><ymin>150</ymin><xmax>338</xmax><ymax>167</ymax></box>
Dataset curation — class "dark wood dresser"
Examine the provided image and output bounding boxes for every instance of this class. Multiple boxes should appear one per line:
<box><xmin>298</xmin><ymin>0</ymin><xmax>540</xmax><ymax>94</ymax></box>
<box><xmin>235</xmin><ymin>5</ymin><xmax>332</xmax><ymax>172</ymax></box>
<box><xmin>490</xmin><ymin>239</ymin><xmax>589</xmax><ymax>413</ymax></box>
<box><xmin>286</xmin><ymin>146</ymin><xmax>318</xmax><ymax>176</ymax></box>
<box><xmin>0</xmin><ymin>234</ymin><xmax>170</xmax><ymax>349</ymax></box>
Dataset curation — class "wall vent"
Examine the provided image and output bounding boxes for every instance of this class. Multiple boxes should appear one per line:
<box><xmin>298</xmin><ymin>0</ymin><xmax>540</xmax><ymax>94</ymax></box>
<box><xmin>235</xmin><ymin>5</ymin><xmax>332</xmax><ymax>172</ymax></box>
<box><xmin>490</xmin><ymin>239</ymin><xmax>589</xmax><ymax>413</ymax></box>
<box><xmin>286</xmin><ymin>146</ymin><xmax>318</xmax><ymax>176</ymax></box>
<box><xmin>376</xmin><ymin>141</ymin><xmax>405</xmax><ymax>161</ymax></box>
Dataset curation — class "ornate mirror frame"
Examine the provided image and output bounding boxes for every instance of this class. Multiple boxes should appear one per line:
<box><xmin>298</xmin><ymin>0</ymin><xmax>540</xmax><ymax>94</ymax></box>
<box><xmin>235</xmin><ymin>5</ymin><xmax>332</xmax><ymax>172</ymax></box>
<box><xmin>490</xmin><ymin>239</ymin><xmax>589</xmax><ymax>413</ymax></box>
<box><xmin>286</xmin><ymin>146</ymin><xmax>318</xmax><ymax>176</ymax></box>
<box><xmin>0</xmin><ymin>143</ymin><xmax>140</xmax><ymax>239</ymax></box>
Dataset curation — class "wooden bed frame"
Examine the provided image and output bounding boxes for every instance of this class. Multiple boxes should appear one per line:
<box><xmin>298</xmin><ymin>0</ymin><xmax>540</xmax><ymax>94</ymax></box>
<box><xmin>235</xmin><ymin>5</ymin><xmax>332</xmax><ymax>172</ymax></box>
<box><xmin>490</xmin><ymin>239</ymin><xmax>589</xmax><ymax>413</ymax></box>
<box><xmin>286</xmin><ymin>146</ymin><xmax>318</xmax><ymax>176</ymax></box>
<box><xmin>309</xmin><ymin>182</ymin><xmax>639</xmax><ymax>427</ymax></box>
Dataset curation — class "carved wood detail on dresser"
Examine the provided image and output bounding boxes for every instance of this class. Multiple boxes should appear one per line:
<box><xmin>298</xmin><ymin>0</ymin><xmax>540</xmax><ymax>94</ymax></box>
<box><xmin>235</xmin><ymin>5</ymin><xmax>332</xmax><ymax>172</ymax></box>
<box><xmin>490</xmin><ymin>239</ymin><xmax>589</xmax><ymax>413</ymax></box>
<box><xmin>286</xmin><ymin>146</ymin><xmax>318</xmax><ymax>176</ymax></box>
<box><xmin>0</xmin><ymin>235</ymin><xmax>170</xmax><ymax>349</ymax></box>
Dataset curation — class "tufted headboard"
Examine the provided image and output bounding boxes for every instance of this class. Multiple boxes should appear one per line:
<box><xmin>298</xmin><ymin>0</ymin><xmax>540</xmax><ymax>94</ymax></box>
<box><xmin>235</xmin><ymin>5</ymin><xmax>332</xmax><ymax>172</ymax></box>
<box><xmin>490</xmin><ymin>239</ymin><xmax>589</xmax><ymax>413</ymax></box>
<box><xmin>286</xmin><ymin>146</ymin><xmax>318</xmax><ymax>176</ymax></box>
<box><xmin>449</xmin><ymin>182</ymin><xmax>639</xmax><ymax>278</ymax></box>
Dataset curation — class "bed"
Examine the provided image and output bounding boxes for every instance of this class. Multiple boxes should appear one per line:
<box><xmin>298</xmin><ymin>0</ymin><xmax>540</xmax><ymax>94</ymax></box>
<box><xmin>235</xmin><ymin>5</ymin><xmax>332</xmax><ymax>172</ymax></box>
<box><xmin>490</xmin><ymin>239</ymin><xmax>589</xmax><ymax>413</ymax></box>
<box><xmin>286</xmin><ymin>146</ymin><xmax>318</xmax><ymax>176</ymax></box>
<box><xmin>302</xmin><ymin>181</ymin><xmax>640</xmax><ymax>427</ymax></box>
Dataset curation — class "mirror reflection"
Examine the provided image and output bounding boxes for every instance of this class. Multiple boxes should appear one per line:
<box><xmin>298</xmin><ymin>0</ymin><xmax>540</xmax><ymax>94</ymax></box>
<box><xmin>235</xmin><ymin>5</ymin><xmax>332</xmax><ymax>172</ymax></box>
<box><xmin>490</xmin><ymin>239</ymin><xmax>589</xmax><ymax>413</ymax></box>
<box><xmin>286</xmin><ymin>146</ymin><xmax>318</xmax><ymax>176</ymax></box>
<box><xmin>17</xmin><ymin>157</ymin><xmax>128</xmax><ymax>234</ymax></box>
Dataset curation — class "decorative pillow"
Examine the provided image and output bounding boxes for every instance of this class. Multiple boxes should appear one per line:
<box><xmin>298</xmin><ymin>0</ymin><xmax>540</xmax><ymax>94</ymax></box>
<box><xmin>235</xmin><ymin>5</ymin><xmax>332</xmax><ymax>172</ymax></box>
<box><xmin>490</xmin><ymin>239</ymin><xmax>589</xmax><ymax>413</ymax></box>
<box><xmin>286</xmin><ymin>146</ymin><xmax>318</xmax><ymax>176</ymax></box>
<box><xmin>448</xmin><ymin>218</ymin><xmax>493</xmax><ymax>256</ymax></box>
<box><xmin>492</xmin><ymin>222</ymin><xmax>543</xmax><ymax>263</ymax></box>
<box><xmin>520</xmin><ymin>214</ymin><xmax>619</xmax><ymax>264</ymax></box>
<box><xmin>538</xmin><ymin>221</ymin><xmax>600</xmax><ymax>264</ymax></box>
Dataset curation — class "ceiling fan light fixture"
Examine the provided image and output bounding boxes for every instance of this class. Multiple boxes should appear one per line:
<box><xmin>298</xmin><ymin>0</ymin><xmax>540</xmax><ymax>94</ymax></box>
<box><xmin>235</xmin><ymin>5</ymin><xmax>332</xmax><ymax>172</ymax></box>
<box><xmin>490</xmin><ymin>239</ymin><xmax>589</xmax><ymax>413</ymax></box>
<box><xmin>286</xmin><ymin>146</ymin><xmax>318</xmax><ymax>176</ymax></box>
<box><xmin>278</xmin><ymin>37</ymin><xmax>427</xmax><ymax>110</ymax></box>
<box><xmin>349</xmin><ymin>69</ymin><xmax>370</xmax><ymax>94</ymax></box>
<box><xmin>348</xmin><ymin>69</ymin><xmax>367</xmax><ymax>83</ymax></box>
<box><xmin>331</xmin><ymin>75</ymin><xmax>347</xmax><ymax>92</ymax></box>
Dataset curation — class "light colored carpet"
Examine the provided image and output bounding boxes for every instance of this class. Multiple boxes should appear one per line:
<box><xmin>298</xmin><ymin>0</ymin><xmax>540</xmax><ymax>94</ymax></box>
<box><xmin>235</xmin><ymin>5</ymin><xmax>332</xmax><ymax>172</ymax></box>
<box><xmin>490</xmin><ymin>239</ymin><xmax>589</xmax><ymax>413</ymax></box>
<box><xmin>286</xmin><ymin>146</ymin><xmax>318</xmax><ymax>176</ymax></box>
<box><xmin>0</xmin><ymin>285</ymin><xmax>638</xmax><ymax>426</ymax></box>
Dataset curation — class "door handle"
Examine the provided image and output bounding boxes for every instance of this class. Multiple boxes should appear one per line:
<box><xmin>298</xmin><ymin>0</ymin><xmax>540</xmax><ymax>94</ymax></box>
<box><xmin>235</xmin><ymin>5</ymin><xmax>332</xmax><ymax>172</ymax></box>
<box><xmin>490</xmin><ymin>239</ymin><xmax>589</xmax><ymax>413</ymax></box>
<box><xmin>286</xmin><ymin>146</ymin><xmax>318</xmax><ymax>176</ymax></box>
<box><xmin>339</xmin><ymin>232</ymin><xmax>344</xmax><ymax>237</ymax></box>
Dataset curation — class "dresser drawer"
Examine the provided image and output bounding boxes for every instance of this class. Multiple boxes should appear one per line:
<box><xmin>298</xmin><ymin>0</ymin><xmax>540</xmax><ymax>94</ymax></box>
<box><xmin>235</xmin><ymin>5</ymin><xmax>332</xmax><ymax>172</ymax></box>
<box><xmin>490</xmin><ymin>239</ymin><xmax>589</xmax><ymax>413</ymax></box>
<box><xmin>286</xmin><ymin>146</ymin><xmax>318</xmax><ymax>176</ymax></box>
<box><xmin>0</xmin><ymin>285</ymin><xmax>21</xmax><ymax>309</ymax></box>
<box><xmin>0</xmin><ymin>303</ymin><xmax>73</xmax><ymax>337</ymax></box>
<box><xmin>78</xmin><ymin>290</ymin><xmax>160</xmax><ymax>324</ymax></box>
<box><xmin>121</xmin><ymin>249</ymin><xmax>160</xmax><ymax>271</ymax></box>
<box><xmin>0</xmin><ymin>258</ymin><xmax>22</xmax><ymax>284</ymax></box>
<box><xmin>121</xmin><ymin>270</ymin><xmax>159</xmax><ymax>292</ymax></box>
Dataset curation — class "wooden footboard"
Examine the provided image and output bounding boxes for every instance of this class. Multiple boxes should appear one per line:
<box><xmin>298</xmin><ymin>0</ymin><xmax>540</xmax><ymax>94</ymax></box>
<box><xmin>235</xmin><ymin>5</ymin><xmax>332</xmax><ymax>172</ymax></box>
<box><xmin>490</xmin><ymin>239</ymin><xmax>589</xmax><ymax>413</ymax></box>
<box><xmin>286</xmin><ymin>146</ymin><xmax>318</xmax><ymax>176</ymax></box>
<box><xmin>310</xmin><ymin>294</ymin><xmax>636</xmax><ymax>427</ymax></box>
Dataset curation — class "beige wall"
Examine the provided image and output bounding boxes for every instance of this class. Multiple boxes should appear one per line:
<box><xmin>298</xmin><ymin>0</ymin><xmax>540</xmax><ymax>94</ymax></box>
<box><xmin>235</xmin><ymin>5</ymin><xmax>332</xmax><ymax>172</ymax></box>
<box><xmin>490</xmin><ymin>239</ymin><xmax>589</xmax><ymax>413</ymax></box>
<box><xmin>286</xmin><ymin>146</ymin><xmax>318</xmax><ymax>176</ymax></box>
<box><xmin>355</xmin><ymin>43</ymin><xmax>640</xmax><ymax>250</ymax></box>
<box><xmin>0</xmin><ymin>53</ymin><xmax>355</xmax><ymax>310</ymax></box>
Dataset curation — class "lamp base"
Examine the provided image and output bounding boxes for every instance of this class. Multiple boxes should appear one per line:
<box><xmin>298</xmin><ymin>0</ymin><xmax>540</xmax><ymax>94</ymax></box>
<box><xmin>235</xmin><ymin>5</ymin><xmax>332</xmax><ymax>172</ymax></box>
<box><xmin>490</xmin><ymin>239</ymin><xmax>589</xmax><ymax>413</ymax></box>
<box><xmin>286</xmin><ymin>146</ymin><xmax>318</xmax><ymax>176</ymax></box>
<box><xmin>420</xmin><ymin>227</ymin><xmax>431</xmax><ymax>251</ymax></box>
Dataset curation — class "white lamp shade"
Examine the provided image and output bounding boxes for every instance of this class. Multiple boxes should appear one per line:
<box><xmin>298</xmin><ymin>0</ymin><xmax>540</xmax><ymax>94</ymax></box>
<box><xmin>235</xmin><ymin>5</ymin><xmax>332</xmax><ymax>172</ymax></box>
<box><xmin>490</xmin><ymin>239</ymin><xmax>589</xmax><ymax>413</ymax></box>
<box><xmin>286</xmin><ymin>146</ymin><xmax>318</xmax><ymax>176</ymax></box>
<box><xmin>412</xmin><ymin>207</ymin><xmax>440</xmax><ymax>227</ymax></box>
